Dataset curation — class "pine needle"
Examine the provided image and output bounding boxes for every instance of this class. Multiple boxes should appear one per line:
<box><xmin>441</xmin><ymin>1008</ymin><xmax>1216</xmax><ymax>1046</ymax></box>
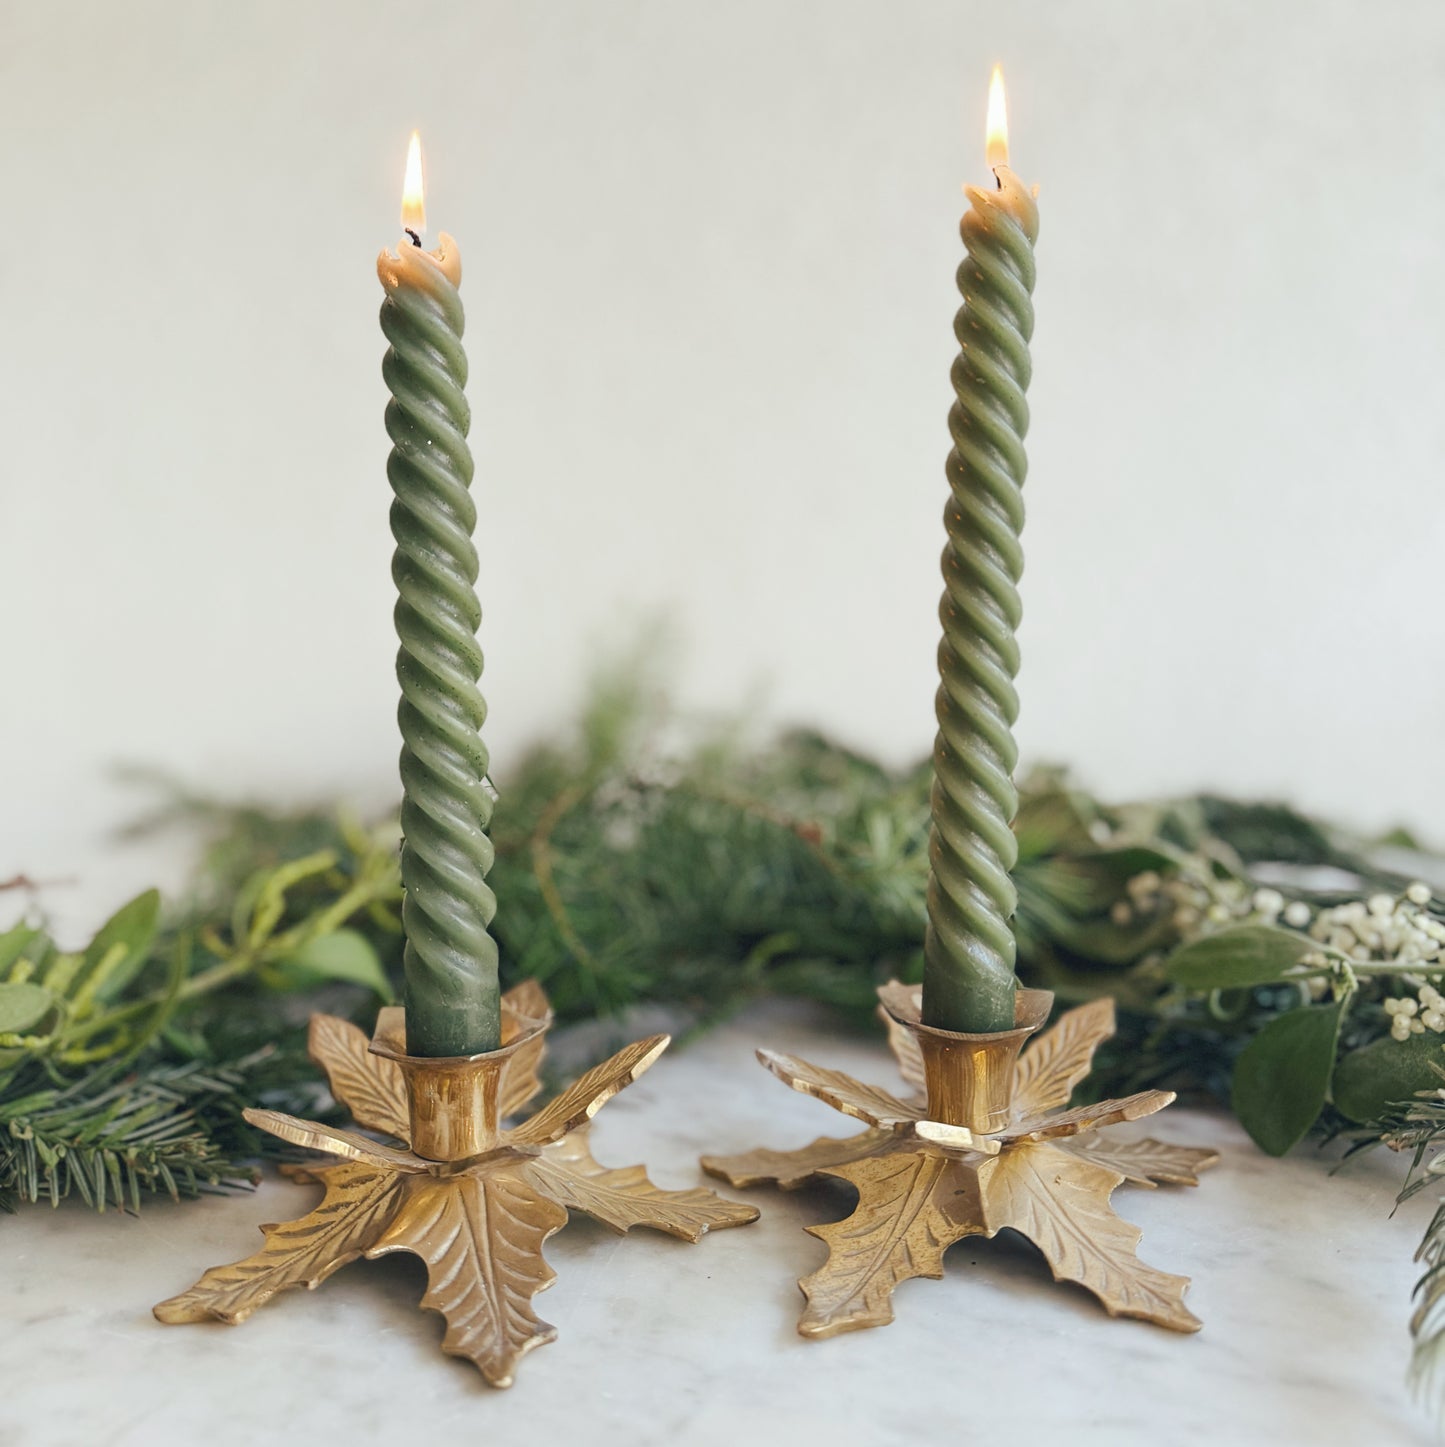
<box><xmin>0</xmin><ymin>1056</ymin><xmax>264</xmax><ymax>1211</ymax></box>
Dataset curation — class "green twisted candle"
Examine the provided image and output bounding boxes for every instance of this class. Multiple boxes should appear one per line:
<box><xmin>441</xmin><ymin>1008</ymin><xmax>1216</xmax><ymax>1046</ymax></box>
<box><xmin>378</xmin><ymin>227</ymin><xmax>501</xmax><ymax>1057</ymax></box>
<box><xmin>922</xmin><ymin>100</ymin><xmax>1040</xmax><ymax>1036</ymax></box>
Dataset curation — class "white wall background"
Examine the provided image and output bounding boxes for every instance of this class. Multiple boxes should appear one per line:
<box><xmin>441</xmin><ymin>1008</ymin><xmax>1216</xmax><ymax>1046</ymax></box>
<box><xmin>3</xmin><ymin>0</ymin><xmax>1443</xmax><ymax>935</ymax></box>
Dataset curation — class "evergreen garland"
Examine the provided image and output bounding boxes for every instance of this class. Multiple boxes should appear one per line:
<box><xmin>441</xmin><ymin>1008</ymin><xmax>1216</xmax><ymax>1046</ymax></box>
<box><xmin>4</xmin><ymin>677</ymin><xmax>1443</xmax><ymax>1411</ymax></box>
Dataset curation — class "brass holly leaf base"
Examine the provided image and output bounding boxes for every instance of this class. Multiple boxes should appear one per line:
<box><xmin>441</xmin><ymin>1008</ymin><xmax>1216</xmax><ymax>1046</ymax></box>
<box><xmin>155</xmin><ymin>982</ymin><xmax>758</xmax><ymax>1387</ymax></box>
<box><xmin>702</xmin><ymin>984</ymin><xmax>1218</xmax><ymax>1339</ymax></box>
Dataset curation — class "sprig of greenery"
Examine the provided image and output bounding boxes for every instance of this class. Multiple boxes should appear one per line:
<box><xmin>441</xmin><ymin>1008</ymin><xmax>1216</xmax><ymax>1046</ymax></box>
<box><xmin>0</xmin><ymin>1055</ymin><xmax>262</xmax><ymax>1213</ymax></box>
<box><xmin>1412</xmin><ymin>1196</ymin><xmax>1445</xmax><ymax>1411</ymax></box>
<box><xmin>1342</xmin><ymin>1079</ymin><xmax>1445</xmax><ymax>1416</ymax></box>
<box><xmin>7</xmin><ymin>671</ymin><xmax>1445</xmax><ymax>1418</ymax></box>
<box><xmin>0</xmin><ymin>817</ymin><xmax>403</xmax><ymax>1211</ymax></box>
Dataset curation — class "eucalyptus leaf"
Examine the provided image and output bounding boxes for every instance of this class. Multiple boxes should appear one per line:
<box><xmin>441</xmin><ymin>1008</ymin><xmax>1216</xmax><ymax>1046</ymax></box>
<box><xmin>245</xmin><ymin>851</ymin><xmax>338</xmax><ymax>946</ymax></box>
<box><xmin>0</xmin><ymin>981</ymin><xmax>57</xmax><ymax>1034</ymax></box>
<box><xmin>1333</xmin><ymin>1031</ymin><xmax>1445</xmax><ymax>1124</ymax></box>
<box><xmin>1231</xmin><ymin>999</ymin><xmax>1348</xmax><ymax>1156</ymax></box>
<box><xmin>80</xmin><ymin>890</ymin><xmax>161</xmax><ymax>1003</ymax></box>
<box><xmin>0</xmin><ymin>923</ymin><xmax>41</xmax><ymax>975</ymax></box>
<box><xmin>262</xmin><ymin>928</ymin><xmax>393</xmax><ymax>999</ymax></box>
<box><xmin>1164</xmin><ymin>925</ymin><xmax>1328</xmax><ymax>991</ymax></box>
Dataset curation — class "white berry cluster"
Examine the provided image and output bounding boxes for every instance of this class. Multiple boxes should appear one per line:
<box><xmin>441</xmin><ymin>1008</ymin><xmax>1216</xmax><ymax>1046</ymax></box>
<box><xmin>1110</xmin><ymin>867</ymin><xmax>1255</xmax><ymax>932</ymax></box>
<box><xmin>1303</xmin><ymin>886</ymin><xmax>1445</xmax><ymax>1039</ymax></box>
<box><xmin>1303</xmin><ymin>883</ymin><xmax>1438</xmax><ymax>965</ymax></box>
<box><xmin>1267</xmin><ymin>884</ymin><xmax>1445</xmax><ymax>1025</ymax></box>
<box><xmin>1376</xmin><ymin>885</ymin><xmax>1445</xmax><ymax>1042</ymax></box>
<box><xmin>1292</xmin><ymin>885</ymin><xmax>1445</xmax><ymax>1038</ymax></box>
<box><xmin>1119</xmin><ymin>865</ymin><xmax>1445</xmax><ymax>1032</ymax></box>
<box><xmin>1383</xmin><ymin>990</ymin><xmax>1443</xmax><ymax>1042</ymax></box>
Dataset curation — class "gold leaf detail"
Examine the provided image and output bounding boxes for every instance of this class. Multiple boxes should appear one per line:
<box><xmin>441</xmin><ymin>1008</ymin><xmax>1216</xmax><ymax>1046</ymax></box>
<box><xmin>1007</xmin><ymin>1090</ymin><xmax>1175</xmax><ymax>1143</ymax></box>
<box><xmin>153</xmin><ymin>1161</ymin><xmax>403</xmax><ymax>1325</ymax></box>
<box><xmin>308</xmin><ymin>1013</ymin><xmax>409</xmax><ymax>1140</ymax></box>
<box><xmin>701</xmin><ymin>1129</ymin><xmax>894</xmax><ymax>1190</ymax></box>
<box><xmin>757</xmin><ymin>1050</ymin><xmax>921</xmax><ymax>1127</ymax></box>
<box><xmin>878</xmin><ymin>1003</ymin><xmax>926</xmax><ymax>1094</ymax></box>
<box><xmin>502</xmin><ymin>977</ymin><xmax>551</xmax><ymax>1026</ymax></box>
<box><xmin>508</xmin><ymin>1035</ymin><xmax>669</xmax><ymax>1147</ymax></box>
<box><xmin>1064</xmin><ymin>1135</ymin><xmax>1220</xmax><ymax>1188</ymax></box>
<box><xmin>529</xmin><ymin>1130</ymin><xmax>759</xmax><ymax>1241</ymax></box>
<box><xmin>499</xmin><ymin>1024</ymin><xmax>547</xmax><ymax>1120</ymax></box>
<box><xmin>157</xmin><ymin>1008</ymin><xmax>758</xmax><ymax>1387</ymax></box>
<box><xmin>367</xmin><ymin>1170</ymin><xmax>568</xmax><ymax>1388</ymax></box>
<box><xmin>979</xmin><ymin>1142</ymin><xmax>1200</xmax><ymax>1332</ymax></box>
<box><xmin>500</xmin><ymin>978</ymin><xmax>552</xmax><ymax>1118</ymax></box>
<box><xmin>875</xmin><ymin>979</ymin><xmax>922</xmax><ymax>1022</ymax></box>
<box><xmin>1012</xmin><ymin>997</ymin><xmax>1115</xmax><ymax>1119</ymax></box>
<box><xmin>500</xmin><ymin>1036</ymin><xmax>547</xmax><ymax>1120</ymax></box>
<box><xmin>797</xmin><ymin>1147</ymin><xmax>980</xmax><ymax>1338</ymax></box>
<box><xmin>371</xmin><ymin>1005</ymin><xmax>407</xmax><ymax>1053</ymax></box>
<box><xmin>242</xmin><ymin>1109</ymin><xmax>427</xmax><ymax>1173</ymax></box>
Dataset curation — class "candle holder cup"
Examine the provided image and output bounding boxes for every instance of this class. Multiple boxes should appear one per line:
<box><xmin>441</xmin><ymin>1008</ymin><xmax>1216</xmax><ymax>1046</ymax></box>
<box><xmin>155</xmin><ymin>981</ymin><xmax>758</xmax><ymax>1387</ymax></box>
<box><xmin>702</xmin><ymin>982</ymin><xmax>1218</xmax><ymax>1339</ymax></box>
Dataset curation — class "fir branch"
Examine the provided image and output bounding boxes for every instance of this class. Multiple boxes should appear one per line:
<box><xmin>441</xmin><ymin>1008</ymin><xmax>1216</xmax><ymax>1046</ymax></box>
<box><xmin>1414</xmin><ymin>1196</ymin><xmax>1445</xmax><ymax>1412</ymax></box>
<box><xmin>0</xmin><ymin>1056</ymin><xmax>262</xmax><ymax>1212</ymax></box>
<box><xmin>11</xmin><ymin>670</ymin><xmax>1445</xmax><ymax>1421</ymax></box>
<box><xmin>1350</xmin><ymin>1081</ymin><xmax>1445</xmax><ymax>1422</ymax></box>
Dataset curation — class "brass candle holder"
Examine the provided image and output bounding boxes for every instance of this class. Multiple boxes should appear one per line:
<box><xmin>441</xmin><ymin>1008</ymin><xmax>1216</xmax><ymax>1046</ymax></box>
<box><xmin>155</xmin><ymin>981</ymin><xmax>758</xmax><ymax>1387</ymax></box>
<box><xmin>702</xmin><ymin>981</ymin><xmax>1218</xmax><ymax>1339</ymax></box>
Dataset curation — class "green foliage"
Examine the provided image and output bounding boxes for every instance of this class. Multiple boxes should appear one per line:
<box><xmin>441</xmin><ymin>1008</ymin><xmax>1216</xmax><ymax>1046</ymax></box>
<box><xmin>0</xmin><ymin>820</ymin><xmax>401</xmax><ymax>1209</ymax></box>
<box><xmin>1230</xmin><ymin>997</ymin><xmax>1349</xmax><ymax>1157</ymax></box>
<box><xmin>1353</xmin><ymin>1084</ymin><xmax>1445</xmax><ymax>1417</ymax></box>
<box><xmin>10</xmin><ymin>673</ymin><xmax>1438</xmax><ymax>1217</ymax></box>
<box><xmin>260</xmin><ymin>928</ymin><xmax>393</xmax><ymax>998</ymax></box>
<box><xmin>1411</xmin><ymin>1197</ymin><xmax>1445</xmax><ymax>1412</ymax></box>
<box><xmin>0</xmin><ymin>982</ymin><xmax>55</xmax><ymax>1034</ymax></box>
<box><xmin>80</xmin><ymin>889</ymin><xmax>161</xmax><ymax>1004</ymax></box>
<box><xmin>0</xmin><ymin>1056</ymin><xmax>261</xmax><ymax>1213</ymax></box>
<box><xmin>1335</xmin><ymin>1032</ymin><xmax>1445</xmax><ymax>1125</ymax></box>
<box><xmin>1165</xmin><ymin>925</ymin><xmax>1337</xmax><ymax>990</ymax></box>
<box><xmin>1193</xmin><ymin>796</ymin><xmax>1364</xmax><ymax>871</ymax></box>
<box><xmin>9</xmin><ymin>672</ymin><xmax>1445</xmax><ymax>1418</ymax></box>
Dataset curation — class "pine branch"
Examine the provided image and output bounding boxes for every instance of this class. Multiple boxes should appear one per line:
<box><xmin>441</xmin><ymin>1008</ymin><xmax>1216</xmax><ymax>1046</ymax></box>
<box><xmin>0</xmin><ymin>1056</ymin><xmax>264</xmax><ymax>1212</ymax></box>
<box><xmin>4</xmin><ymin>668</ymin><xmax>1441</xmax><ymax>1423</ymax></box>
<box><xmin>1413</xmin><ymin>1196</ymin><xmax>1445</xmax><ymax>1412</ymax></box>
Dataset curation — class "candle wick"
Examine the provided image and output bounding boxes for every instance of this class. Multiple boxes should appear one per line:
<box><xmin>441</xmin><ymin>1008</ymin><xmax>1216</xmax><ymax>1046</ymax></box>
<box><xmin>405</xmin><ymin>229</ymin><xmax>422</xmax><ymax>248</ymax></box>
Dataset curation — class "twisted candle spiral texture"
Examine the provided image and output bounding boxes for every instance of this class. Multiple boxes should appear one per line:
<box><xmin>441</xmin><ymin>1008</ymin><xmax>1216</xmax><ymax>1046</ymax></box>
<box><xmin>923</xmin><ymin>169</ymin><xmax>1039</xmax><ymax>1035</ymax></box>
<box><xmin>378</xmin><ymin>236</ymin><xmax>500</xmax><ymax>1056</ymax></box>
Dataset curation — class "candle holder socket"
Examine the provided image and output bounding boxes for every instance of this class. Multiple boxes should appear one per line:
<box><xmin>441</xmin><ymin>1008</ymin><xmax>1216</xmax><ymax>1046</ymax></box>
<box><xmin>368</xmin><ymin>1005</ymin><xmax>531</xmax><ymax>1162</ymax></box>
<box><xmin>908</xmin><ymin>986</ymin><xmax>1051</xmax><ymax>1132</ymax></box>
<box><xmin>702</xmin><ymin>981</ymin><xmax>1218</xmax><ymax>1339</ymax></box>
<box><xmin>155</xmin><ymin>981</ymin><xmax>758</xmax><ymax>1387</ymax></box>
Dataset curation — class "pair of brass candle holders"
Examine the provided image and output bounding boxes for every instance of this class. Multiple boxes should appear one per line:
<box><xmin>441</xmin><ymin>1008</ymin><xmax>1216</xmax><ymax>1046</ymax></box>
<box><xmin>155</xmin><ymin>975</ymin><xmax>1217</xmax><ymax>1383</ymax></box>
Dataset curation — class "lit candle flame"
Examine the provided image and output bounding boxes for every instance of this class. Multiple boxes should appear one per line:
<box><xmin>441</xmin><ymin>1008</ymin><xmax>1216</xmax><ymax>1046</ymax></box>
<box><xmin>985</xmin><ymin>65</ymin><xmax>1009</xmax><ymax>171</ymax></box>
<box><xmin>401</xmin><ymin>131</ymin><xmax>426</xmax><ymax>235</ymax></box>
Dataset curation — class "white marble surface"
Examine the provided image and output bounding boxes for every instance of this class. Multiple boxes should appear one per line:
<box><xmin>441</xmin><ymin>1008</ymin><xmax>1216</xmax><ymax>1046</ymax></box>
<box><xmin>5</xmin><ymin>1001</ymin><xmax>1436</xmax><ymax>1447</ymax></box>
